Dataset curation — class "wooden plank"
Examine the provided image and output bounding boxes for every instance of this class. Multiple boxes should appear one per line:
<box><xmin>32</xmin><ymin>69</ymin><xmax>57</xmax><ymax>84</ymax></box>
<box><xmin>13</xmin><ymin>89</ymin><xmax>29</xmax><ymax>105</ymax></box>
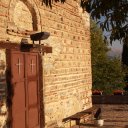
<box><xmin>70</xmin><ymin>113</ymin><xmax>90</xmax><ymax>119</ymax></box>
<box><xmin>62</xmin><ymin>107</ymin><xmax>93</xmax><ymax>122</ymax></box>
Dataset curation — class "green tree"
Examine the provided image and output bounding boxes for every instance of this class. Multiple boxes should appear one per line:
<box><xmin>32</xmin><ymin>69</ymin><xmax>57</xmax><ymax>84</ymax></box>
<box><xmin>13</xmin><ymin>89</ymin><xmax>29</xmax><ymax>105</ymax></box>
<box><xmin>91</xmin><ymin>21</ymin><xmax>125</xmax><ymax>94</ymax></box>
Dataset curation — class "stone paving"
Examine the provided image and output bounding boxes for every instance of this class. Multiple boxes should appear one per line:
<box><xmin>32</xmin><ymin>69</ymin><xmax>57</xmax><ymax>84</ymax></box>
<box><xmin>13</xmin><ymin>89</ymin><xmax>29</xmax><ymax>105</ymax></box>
<box><xmin>72</xmin><ymin>104</ymin><xmax>128</xmax><ymax>128</ymax></box>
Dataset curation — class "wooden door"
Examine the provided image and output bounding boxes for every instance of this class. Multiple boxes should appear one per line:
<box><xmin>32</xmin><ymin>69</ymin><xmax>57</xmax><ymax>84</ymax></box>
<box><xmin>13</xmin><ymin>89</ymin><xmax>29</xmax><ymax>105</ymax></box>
<box><xmin>9</xmin><ymin>50</ymin><xmax>40</xmax><ymax>128</ymax></box>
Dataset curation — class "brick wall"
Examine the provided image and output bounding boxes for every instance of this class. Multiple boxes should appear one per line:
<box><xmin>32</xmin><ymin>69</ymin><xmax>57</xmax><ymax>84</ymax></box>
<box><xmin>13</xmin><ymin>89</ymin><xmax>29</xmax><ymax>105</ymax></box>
<box><xmin>40</xmin><ymin>1</ymin><xmax>92</xmax><ymax>127</ymax></box>
<box><xmin>0</xmin><ymin>0</ymin><xmax>8</xmax><ymax>40</ymax></box>
<box><xmin>0</xmin><ymin>0</ymin><xmax>92</xmax><ymax>127</ymax></box>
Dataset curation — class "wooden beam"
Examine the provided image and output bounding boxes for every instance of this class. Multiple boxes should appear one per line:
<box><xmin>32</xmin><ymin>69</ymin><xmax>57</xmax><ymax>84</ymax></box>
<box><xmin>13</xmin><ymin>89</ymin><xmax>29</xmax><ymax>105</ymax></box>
<box><xmin>0</xmin><ymin>41</ymin><xmax>20</xmax><ymax>49</ymax></box>
<box><xmin>0</xmin><ymin>41</ymin><xmax>52</xmax><ymax>53</ymax></box>
<box><xmin>42</xmin><ymin>46</ymin><xmax>52</xmax><ymax>53</ymax></box>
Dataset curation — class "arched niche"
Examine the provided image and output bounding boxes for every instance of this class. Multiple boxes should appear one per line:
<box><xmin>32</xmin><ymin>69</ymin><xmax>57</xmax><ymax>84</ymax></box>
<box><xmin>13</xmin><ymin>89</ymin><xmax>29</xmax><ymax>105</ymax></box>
<box><xmin>7</xmin><ymin>0</ymin><xmax>41</xmax><ymax>36</ymax></box>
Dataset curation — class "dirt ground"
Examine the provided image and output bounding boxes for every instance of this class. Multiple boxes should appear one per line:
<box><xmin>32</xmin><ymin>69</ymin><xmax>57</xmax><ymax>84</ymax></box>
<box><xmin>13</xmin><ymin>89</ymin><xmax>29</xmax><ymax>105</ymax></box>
<box><xmin>72</xmin><ymin>104</ymin><xmax>128</xmax><ymax>128</ymax></box>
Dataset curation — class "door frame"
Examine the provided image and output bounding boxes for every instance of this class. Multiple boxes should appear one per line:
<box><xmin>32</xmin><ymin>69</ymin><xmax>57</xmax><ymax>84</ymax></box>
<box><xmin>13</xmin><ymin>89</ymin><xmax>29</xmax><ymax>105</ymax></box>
<box><xmin>0</xmin><ymin>42</ymin><xmax>45</xmax><ymax>128</ymax></box>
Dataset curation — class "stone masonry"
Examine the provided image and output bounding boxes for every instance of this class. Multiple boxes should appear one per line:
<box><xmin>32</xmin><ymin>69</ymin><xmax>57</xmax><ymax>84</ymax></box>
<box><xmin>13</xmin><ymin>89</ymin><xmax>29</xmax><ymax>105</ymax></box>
<box><xmin>0</xmin><ymin>0</ymin><xmax>92</xmax><ymax>127</ymax></box>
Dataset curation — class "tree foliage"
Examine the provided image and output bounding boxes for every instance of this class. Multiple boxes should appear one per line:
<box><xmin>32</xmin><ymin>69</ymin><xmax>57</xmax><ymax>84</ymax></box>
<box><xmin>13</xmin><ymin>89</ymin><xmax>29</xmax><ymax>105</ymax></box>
<box><xmin>83</xmin><ymin>0</ymin><xmax>128</xmax><ymax>44</ymax></box>
<box><xmin>91</xmin><ymin>21</ymin><xmax>125</xmax><ymax>94</ymax></box>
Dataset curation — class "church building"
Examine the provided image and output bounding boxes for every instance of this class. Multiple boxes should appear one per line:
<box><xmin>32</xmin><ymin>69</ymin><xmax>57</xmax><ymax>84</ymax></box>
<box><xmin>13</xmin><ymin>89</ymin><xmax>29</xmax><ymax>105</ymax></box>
<box><xmin>0</xmin><ymin>0</ymin><xmax>92</xmax><ymax>127</ymax></box>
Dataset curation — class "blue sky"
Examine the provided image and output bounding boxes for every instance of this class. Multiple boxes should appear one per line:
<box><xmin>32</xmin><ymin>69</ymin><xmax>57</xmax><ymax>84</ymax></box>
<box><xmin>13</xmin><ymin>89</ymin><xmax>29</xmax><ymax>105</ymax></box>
<box><xmin>108</xmin><ymin>40</ymin><xmax>123</xmax><ymax>57</ymax></box>
<box><xmin>94</xmin><ymin>16</ymin><xmax>123</xmax><ymax>57</ymax></box>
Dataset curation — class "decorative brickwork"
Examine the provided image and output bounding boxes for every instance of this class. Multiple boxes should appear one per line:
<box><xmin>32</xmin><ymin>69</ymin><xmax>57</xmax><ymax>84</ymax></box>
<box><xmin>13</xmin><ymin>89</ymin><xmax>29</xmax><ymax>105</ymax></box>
<box><xmin>0</xmin><ymin>0</ymin><xmax>92</xmax><ymax>127</ymax></box>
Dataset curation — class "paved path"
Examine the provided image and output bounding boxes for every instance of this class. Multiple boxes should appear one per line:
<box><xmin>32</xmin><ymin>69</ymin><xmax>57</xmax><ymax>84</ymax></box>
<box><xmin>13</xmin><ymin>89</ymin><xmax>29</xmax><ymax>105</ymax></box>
<box><xmin>72</xmin><ymin>104</ymin><xmax>128</xmax><ymax>128</ymax></box>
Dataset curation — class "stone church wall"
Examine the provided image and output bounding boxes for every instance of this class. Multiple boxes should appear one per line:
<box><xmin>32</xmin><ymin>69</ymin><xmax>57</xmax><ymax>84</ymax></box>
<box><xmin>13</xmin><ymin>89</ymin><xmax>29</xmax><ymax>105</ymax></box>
<box><xmin>0</xmin><ymin>0</ymin><xmax>92</xmax><ymax>127</ymax></box>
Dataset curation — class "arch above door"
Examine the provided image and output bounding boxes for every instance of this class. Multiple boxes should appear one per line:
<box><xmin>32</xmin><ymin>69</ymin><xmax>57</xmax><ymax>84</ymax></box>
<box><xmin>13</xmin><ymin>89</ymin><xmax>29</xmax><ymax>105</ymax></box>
<box><xmin>7</xmin><ymin>0</ymin><xmax>41</xmax><ymax>36</ymax></box>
